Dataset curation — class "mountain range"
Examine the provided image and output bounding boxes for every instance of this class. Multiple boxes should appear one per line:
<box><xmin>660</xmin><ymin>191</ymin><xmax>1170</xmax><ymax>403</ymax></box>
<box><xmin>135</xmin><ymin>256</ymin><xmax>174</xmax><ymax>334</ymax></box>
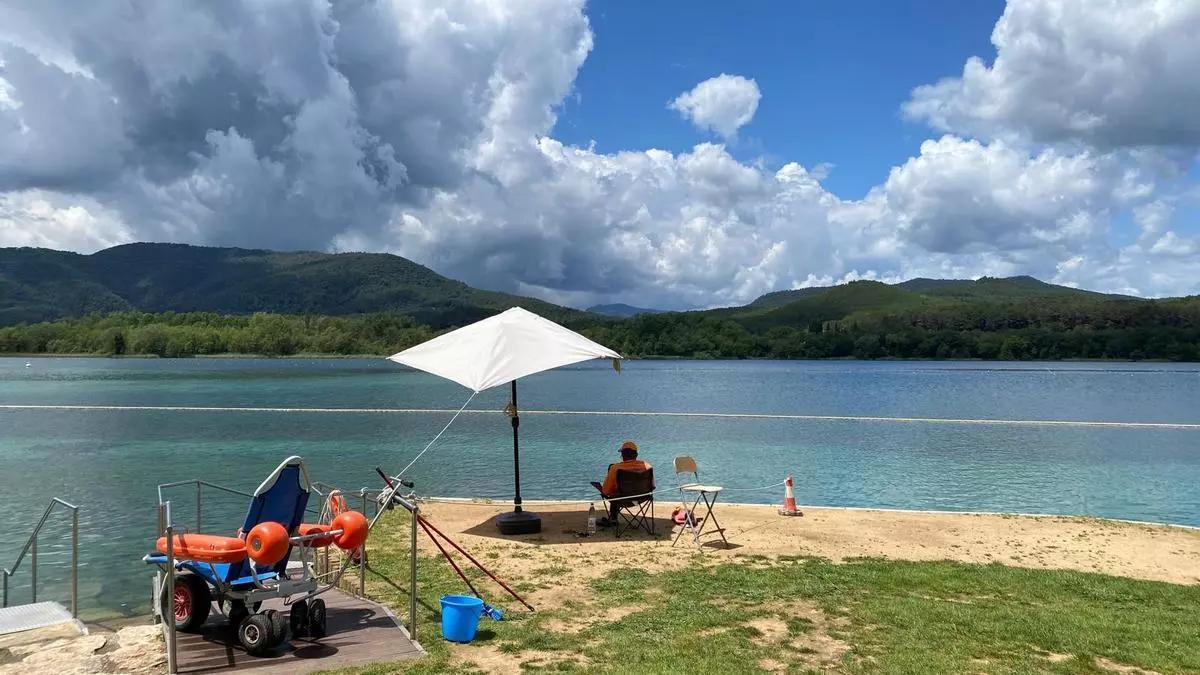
<box><xmin>0</xmin><ymin>243</ymin><xmax>584</xmax><ymax>328</ymax></box>
<box><xmin>0</xmin><ymin>242</ymin><xmax>1193</xmax><ymax>331</ymax></box>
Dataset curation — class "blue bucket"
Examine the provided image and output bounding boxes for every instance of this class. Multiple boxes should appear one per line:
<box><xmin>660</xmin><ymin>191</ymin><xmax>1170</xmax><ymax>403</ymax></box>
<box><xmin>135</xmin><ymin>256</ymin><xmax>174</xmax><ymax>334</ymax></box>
<box><xmin>440</xmin><ymin>595</ymin><xmax>484</xmax><ymax>642</ymax></box>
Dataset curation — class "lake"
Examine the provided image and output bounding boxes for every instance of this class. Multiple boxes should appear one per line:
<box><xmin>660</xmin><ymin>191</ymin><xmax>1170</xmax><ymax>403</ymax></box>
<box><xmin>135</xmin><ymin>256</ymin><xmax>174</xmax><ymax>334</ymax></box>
<box><xmin>1</xmin><ymin>357</ymin><xmax>1197</xmax><ymax>616</ymax></box>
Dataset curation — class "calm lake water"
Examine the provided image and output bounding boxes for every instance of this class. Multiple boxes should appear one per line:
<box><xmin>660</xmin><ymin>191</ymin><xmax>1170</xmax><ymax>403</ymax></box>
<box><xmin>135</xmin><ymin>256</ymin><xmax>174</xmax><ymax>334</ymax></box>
<box><xmin>1</xmin><ymin>357</ymin><xmax>1198</xmax><ymax>616</ymax></box>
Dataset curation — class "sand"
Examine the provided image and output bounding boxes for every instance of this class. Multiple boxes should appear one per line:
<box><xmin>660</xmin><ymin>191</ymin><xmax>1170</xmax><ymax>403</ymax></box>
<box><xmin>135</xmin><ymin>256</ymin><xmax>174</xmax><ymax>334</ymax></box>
<box><xmin>407</xmin><ymin>500</ymin><xmax>1200</xmax><ymax>587</ymax></box>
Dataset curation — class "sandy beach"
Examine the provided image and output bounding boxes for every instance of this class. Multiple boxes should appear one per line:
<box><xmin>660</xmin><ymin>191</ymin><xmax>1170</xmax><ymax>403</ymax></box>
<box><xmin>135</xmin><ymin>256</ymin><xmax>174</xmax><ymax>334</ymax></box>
<box><xmin>406</xmin><ymin>500</ymin><xmax>1200</xmax><ymax>587</ymax></box>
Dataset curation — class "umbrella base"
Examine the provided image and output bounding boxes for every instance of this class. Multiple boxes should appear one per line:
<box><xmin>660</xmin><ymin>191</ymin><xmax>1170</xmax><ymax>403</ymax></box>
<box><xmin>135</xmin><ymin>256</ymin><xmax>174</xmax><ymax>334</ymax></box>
<box><xmin>497</xmin><ymin>510</ymin><xmax>542</xmax><ymax>535</ymax></box>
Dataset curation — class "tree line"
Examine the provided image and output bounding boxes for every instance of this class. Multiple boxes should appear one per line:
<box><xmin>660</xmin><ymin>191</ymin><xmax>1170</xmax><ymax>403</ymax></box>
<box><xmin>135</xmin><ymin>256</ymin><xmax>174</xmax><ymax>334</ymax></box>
<box><xmin>581</xmin><ymin>298</ymin><xmax>1200</xmax><ymax>360</ymax></box>
<box><xmin>0</xmin><ymin>312</ymin><xmax>436</xmax><ymax>357</ymax></box>
<box><xmin>1</xmin><ymin>299</ymin><xmax>1197</xmax><ymax>361</ymax></box>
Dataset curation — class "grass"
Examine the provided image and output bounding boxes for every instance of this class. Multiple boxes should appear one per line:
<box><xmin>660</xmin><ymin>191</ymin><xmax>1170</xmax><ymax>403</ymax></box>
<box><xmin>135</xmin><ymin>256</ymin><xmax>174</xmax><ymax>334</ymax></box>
<box><xmin>328</xmin><ymin>513</ymin><xmax>1200</xmax><ymax>674</ymax></box>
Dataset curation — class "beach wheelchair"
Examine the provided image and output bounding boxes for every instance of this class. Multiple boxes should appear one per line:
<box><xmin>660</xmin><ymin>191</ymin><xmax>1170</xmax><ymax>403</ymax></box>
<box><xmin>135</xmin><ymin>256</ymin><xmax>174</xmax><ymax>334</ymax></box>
<box><xmin>143</xmin><ymin>456</ymin><xmax>368</xmax><ymax>655</ymax></box>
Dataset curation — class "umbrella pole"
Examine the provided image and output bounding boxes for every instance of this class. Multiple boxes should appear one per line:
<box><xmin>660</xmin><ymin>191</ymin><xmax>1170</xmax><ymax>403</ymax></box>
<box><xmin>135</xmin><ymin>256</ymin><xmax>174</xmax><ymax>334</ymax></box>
<box><xmin>497</xmin><ymin>378</ymin><xmax>541</xmax><ymax>534</ymax></box>
<box><xmin>511</xmin><ymin>379</ymin><xmax>522</xmax><ymax>512</ymax></box>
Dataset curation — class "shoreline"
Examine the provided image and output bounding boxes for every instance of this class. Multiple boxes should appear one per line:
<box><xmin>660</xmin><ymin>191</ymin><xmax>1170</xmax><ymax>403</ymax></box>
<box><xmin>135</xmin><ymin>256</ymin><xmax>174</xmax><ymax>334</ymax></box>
<box><xmin>423</xmin><ymin>496</ymin><xmax>1200</xmax><ymax>531</ymax></box>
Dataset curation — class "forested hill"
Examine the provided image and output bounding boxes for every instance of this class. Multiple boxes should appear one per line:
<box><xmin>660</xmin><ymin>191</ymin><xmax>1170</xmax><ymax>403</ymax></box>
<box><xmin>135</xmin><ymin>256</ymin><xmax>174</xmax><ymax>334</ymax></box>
<box><xmin>0</xmin><ymin>243</ymin><xmax>586</xmax><ymax>327</ymax></box>
<box><xmin>583</xmin><ymin>279</ymin><xmax>1200</xmax><ymax>361</ymax></box>
<box><xmin>1</xmin><ymin>243</ymin><xmax>1198</xmax><ymax>360</ymax></box>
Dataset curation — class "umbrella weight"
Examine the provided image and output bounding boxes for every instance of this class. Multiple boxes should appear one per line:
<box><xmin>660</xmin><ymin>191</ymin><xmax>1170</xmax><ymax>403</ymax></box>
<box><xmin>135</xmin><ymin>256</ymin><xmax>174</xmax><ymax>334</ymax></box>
<box><xmin>497</xmin><ymin>510</ymin><xmax>541</xmax><ymax>535</ymax></box>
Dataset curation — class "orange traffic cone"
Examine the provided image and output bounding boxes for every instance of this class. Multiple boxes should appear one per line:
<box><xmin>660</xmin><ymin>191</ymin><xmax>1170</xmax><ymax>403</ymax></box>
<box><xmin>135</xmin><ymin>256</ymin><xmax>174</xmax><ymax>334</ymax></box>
<box><xmin>778</xmin><ymin>474</ymin><xmax>802</xmax><ymax>516</ymax></box>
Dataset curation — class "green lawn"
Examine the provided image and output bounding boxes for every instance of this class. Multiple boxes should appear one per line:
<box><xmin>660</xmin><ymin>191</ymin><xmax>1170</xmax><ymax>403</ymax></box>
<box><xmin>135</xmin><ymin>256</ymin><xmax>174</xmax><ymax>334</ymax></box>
<box><xmin>330</xmin><ymin>514</ymin><xmax>1200</xmax><ymax>674</ymax></box>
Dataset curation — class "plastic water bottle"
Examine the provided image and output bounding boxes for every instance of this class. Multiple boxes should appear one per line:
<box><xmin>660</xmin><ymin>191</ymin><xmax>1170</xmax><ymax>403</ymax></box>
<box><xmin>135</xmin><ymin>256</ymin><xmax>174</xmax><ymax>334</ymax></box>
<box><xmin>587</xmin><ymin>503</ymin><xmax>597</xmax><ymax>535</ymax></box>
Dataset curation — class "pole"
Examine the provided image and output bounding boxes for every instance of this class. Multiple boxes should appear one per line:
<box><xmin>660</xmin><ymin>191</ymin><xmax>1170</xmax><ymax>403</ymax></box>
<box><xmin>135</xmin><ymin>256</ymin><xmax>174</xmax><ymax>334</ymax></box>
<box><xmin>359</xmin><ymin>491</ymin><xmax>368</xmax><ymax>598</ymax></box>
<box><xmin>30</xmin><ymin>536</ymin><xmax>36</xmax><ymax>603</ymax></box>
<box><xmin>164</xmin><ymin>501</ymin><xmax>178</xmax><ymax>675</ymax></box>
<box><xmin>418</xmin><ymin>514</ymin><xmax>535</xmax><ymax>611</ymax></box>
<box><xmin>409</xmin><ymin>506</ymin><xmax>418</xmax><ymax>641</ymax></box>
<box><xmin>510</xmin><ymin>380</ymin><xmax>522</xmax><ymax>511</ymax></box>
<box><xmin>71</xmin><ymin>508</ymin><xmax>79</xmax><ymax>618</ymax></box>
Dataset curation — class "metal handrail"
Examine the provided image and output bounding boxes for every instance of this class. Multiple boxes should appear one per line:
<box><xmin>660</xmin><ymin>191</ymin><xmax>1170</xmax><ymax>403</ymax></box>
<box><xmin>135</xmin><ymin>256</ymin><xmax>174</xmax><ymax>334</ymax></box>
<box><xmin>158</xmin><ymin>479</ymin><xmax>324</xmax><ymax>533</ymax></box>
<box><xmin>2</xmin><ymin>497</ymin><xmax>80</xmax><ymax>617</ymax></box>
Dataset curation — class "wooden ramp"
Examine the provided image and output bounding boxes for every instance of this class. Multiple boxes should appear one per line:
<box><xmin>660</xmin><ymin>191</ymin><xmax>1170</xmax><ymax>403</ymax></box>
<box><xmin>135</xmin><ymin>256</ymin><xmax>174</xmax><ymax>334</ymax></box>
<box><xmin>174</xmin><ymin>590</ymin><xmax>422</xmax><ymax>673</ymax></box>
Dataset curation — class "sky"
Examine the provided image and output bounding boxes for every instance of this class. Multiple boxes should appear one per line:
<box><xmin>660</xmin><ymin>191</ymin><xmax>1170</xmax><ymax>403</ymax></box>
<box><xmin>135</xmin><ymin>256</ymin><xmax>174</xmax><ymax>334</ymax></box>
<box><xmin>1</xmin><ymin>0</ymin><xmax>1198</xmax><ymax>309</ymax></box>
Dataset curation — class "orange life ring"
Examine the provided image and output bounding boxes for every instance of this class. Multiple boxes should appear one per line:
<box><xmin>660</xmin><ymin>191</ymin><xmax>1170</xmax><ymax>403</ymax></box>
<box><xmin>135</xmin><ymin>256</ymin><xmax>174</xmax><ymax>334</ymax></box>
<box><xmin>156</xmin><ymin>533</ymin><xmax>247</xmax><ymax>564</ymax></box>
<box><xmin>328</xmin><ymin>492</ymin><xmax>349</xmax><ymax>518</ymax></box>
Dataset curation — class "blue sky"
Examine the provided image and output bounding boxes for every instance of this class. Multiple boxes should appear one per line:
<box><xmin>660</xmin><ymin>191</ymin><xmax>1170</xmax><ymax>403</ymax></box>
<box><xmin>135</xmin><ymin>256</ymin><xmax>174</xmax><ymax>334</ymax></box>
<box><xmin>556</xmin><ymin>1</ymin><xmax>1006</xmax><ymax>198</ymax></box>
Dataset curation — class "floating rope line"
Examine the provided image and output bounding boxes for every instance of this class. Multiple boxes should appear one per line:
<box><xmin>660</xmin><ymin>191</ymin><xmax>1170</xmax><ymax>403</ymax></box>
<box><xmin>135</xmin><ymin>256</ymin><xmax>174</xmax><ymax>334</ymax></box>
<box><xmin>2</xmin><ymin>404</ymin><xmax>1197</xmax><ymax>430</ymax></box>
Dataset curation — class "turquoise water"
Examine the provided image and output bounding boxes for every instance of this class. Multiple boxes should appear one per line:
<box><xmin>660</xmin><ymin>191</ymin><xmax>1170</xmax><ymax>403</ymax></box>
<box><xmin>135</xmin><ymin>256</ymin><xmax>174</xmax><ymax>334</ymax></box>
<box><xmin>1</xmin><ymin>357</ymin><xmax>1198</xmax><ymax>616</ymax></box>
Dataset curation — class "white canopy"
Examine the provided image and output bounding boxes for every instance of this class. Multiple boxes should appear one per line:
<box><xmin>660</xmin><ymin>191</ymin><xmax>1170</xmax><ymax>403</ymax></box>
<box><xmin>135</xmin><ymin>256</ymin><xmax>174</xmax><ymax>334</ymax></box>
<box><xmin>388</xmin><ymin>307</ymin><xmax>622</xmax><ymax>392</ymax></box>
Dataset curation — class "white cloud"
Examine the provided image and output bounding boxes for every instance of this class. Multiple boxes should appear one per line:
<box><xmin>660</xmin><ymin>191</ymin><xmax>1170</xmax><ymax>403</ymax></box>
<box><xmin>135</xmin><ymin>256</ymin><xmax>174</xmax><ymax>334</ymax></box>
<box><xmin>879</xmin><ymin>136</ymin><xmax>1114</xmax><ymax>253</ymax></box>
<box><xmin>0</xmin><ymin>190</ymin><xmax>131</xmax><ymax>251</ymax></box>
<box><xmin>1</xmin><ymin>0</ymin><xmax>1198</xmax><ymax>308</ymax></box>
<box><xmin>903</xmin><ymin>0</ymin><xmax>1200</xmax><ymax>148</ymax></box>
<box><xmin>669</xmin><ymin>74</ymin><xmax>761</xmax><ymax>139</ymax></box>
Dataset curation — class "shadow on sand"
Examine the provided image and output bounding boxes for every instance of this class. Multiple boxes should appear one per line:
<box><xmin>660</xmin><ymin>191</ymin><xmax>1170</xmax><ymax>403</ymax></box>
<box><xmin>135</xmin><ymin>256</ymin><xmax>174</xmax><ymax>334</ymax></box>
<box><xmin>461</xmin><ymin>506</ymin><xmax>739</xmax><ymax>549</ymax></box>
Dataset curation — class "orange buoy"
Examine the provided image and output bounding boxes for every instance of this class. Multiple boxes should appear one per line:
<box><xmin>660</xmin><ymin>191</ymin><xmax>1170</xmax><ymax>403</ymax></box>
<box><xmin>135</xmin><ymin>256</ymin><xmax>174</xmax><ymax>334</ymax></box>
<box><xmin>156</xmin><ymin>534</ymin><xmax>247</xmax><ymax>564</ymax></box>
<box><xmin>331</xmin><ymin>511</ymin><xmax>368</xmax><ymax>550</ymax></box>
<box><xmin>297</xmin><ymin>523</ymin><xmax>334</xmax><ymax>547</ymax></box>
<box><xmin>245</xmin><ymin>521</ymin><xmax>290</xmax><ymax>565</ymax></box>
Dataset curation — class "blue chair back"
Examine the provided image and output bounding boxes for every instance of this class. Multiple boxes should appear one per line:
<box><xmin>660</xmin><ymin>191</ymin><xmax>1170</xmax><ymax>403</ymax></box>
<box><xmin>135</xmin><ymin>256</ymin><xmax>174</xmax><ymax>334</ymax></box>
<box><xmin>223</xmin><ymin>456</ymin><xmax>310</xmax><ymax>582</ymax></box>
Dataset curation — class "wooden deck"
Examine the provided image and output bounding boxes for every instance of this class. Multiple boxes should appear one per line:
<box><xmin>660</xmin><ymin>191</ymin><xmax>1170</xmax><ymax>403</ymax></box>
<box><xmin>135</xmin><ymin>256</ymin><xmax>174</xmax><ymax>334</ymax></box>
<box><xmin>173</xmin><ymin>589</ymin><xmax>422</xmax><ymax>673</ymax></box>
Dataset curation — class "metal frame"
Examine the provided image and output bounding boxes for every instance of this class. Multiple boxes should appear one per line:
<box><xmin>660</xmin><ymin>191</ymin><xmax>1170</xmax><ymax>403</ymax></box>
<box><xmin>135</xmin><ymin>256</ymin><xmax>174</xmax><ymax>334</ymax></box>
<box><xmin>152</xmin><ymin>471</ymin><xmax>422</xmax><ymax>673</ymax></box>
<box><xmin>672</xmin><ymin>488</ymin><xmax>728</xmax><ymax>548</ymax></box>
<box><xmin>2</xmin><ymin>497</ymin><xmax>79</xmax><ymax>617</ymax></box>
<box><xmin>605</xmin><ymin>470</ymin><xmax>656</xmax><ymax>538</ymax></box>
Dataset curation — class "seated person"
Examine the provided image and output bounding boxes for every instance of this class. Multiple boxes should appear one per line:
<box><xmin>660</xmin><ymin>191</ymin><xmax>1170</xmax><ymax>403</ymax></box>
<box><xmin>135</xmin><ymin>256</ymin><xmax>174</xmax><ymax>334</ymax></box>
<box><xmin>590</xmin><ymin>440</ymin><xmax>654</xmax><ymax>526</ymax></box>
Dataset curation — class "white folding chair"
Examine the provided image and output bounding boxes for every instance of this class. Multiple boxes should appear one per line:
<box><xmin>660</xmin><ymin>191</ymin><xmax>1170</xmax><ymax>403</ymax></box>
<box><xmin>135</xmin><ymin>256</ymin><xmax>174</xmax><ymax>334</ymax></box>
<box><xmin>672</xmin><ymin>455</ymin><xmax>727</xmax><ymax>548</ymax></box>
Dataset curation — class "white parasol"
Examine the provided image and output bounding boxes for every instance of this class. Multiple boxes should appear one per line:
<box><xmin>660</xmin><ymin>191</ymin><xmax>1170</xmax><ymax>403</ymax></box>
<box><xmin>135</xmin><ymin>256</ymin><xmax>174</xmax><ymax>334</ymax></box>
<box><xmin>388</xmin><ymin>307</ymin><xmax>622</xmax><ymax>533</ymax></box>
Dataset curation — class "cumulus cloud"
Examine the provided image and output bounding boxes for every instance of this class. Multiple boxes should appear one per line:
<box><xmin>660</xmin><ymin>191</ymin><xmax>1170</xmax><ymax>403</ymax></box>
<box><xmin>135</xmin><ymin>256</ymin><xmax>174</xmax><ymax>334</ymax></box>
<box><xmin>669</xmin><ymin>74</ymin><xmax>761</xmax><ymax>139</ymax></box>
<box><xmin>903</xmin><ymin>0</ymin><xmax>1200</xmax><ymax>148</ymax></box>
<box><xmin>0</xmin><ymin>0</ymin><xmax>591</xmax><ymax>250</ymax></box>
<box><xmin>0</xmin><ymin>190</ymin><xmax>131</xmax><ymax>251</ymax></box>
<box><xmin>337</xmin><ymin>141</ymin><xmax>839</xmax><ymax>308</ymax></box>
<box><xmin>880</xmin><ymin>136</ymin><xmax>1114</xmax><ymax>253</ymax></box>
<box><xmin>0</xmin><ymin>0</ymin><xmax>1197</xmax><ymax>308</ymax></box>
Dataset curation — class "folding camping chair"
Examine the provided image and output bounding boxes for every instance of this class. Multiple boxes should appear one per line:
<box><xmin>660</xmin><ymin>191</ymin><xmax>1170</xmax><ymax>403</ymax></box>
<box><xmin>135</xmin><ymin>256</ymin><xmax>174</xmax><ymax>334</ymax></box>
<box><xmin>603</xmin><ymin>468</ymin><xmax>655</xmax><ymax>537</ymax></box>
<box><xmin>672</xmin><ymin>455</ymin><xmax>727</xmax><ymax>548</ymax></box>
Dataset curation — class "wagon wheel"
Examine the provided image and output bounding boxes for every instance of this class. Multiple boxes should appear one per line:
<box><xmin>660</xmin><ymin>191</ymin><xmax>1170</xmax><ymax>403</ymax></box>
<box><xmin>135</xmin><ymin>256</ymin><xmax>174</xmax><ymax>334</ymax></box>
<box><xmin>163</xmin><ymin>572</ymin><xmax>211</xmax><ymax>632</ymax></box>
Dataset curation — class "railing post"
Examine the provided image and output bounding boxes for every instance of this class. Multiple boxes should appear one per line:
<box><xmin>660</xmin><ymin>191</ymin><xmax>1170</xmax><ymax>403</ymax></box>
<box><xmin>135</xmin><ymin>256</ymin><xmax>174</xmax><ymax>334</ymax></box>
<box><xmin>30</xmin><ymin>535</ymin><xmax>36</xmax><ymax>604</ymax></box>
<box><xmin>359</xmin><ymin>491</ymin><xmax>368</xmax><ymax>598</ymax></box>
<box><xmin>71</xmin><ymin>507</ymin><xmax>79</xmax><ymax>618</ymax></box>
<box><xmin>2</xmin><ymin>570</ymin><xmax>8</xmax><ymax>608</ymax></box>
<box><xmin>410</xmin><ymin>505</ymin><xmax>418</xmax><ymax>640</ymax></box>
<box><xmin>164</xmin><ymin>501</ymin><xmax>178</xmax><ymax>675</ymax></box>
